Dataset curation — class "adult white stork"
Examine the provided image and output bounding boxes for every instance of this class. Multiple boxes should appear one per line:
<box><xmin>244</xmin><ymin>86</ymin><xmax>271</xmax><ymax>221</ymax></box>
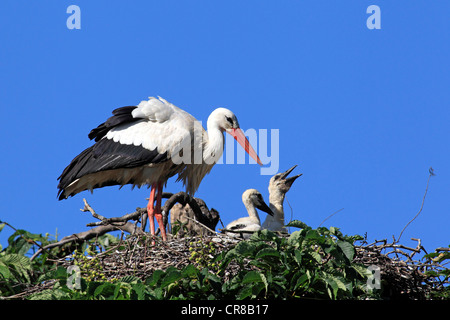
<box><xmin>225</xmin><ymin>189</ymin><xmax>273</xmax><ymax>238</ymax></box>
<box><xmin>57</xmin><ymin>96</ymin><xmax>262</xmax><ymax>241</ymax></box>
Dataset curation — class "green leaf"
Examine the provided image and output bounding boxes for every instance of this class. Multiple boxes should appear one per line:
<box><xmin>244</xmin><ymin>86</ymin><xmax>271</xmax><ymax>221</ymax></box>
<box><xmin>6</xmin><ymin>229</ymin><xmax>47</xmax><ymax>256</ymax></box>
<box><xmin>322</xmin><ymin>275</ymin><xmax>338</xmax><ymax>299</ymax></box>
<box><xmin>161</xmin><ymin>269</ymin><xmax>182</xmax><ymax>288</ymax></box>
<box><xmin>287</xmin><ymin>230</ymin><xmax>304</xmax><ymax>247</ymax></box>
<box><xmin>310</xmin><ymin>251</ymin><xmax>322</xmax><ymax>263</ymax></box>
<box><xmin>334</xmin><ymin>276</ymin><xmax>348</xmax><ymax>291</ymax></box>
<box><xmin>259</xmin><ymin>272</ymin><xmax>269</xmax><ymax>295</ymax></box>
<box><xmin>255</xmin><ymin>228</ymin><xmax>278</xmax><ymax>239</ymax></box>
<box><xmin>235</xmin><ymin>241</ymin><xmax>258</xmax><ymax>256</ymax></box>
<box><xmin>0</xmin><ymin>253</ymin><xmax>33</xmax><ymax>282</ymax></box>
<box><xmin>238</xmin><ymin>282</ymin><xmax>266</xmax><ymax>300</ymax></box>
<box><xmin>321</xmin><ymin>272</ymin><xmax>348</xmax><ymax>299</ymax></box>
<box><xmin>238</xmin><ymin>285</ymin><xmax>253</xmax><ymax>300</ymax></box>
<box><xmin>294</xmin><ymin>249</ymin><xmax>303</xmax><ymax>265</ymax></box>
<box><xmin>293</xmin><ymin>273</ymin><xmax>309</xmax><ymax>290</ymax></box>
<box><xmin>286</xmin><ymin>220</ymin><xmax>310</xmax><ymax>229</ymax></box>
<box><xmin>146</xmin><ymin>269</ymin><xmax>164</xmax><ymax>287</ymax></box>
<box><xmin>120</xmin><ymin>275</ymin><xmax>140</xmax><ymax>283</ymax></box>
<box><xmin>86</xmin><ymin>281</ymin><xmax>102</xmax><ymax>297</ymax></box>
<box><xmin>0</xmin><ymin>264</ymin><xmax>12</xmax><ymax>279</ymax></box>
<box><xmin>113</xmin><ymin>283</ymin><xmax>123</xmax><ymax>299</ymax></box>
<box><xmin>352</xmin><ymin>264</ymin><xmax>372</xmax><ymax>278</ymax></box>
<box><xmin>424</xmin><ymin>252</ymin><xmax>440</xmax><ymax>259</ymax></box>
<box><xmin>424</xmin><ymin>270</ymin><xmax>439</xmax><ymax>277</ymax></box>
<box><xmin>242</xmin><ymin>270</ymin><xmax>263</xmax><ymax>284</ymax></box>
<box><xmin>256</xmin><ymin>248</ymin><xmax>281</xmax><ymax>260</ymax></box>
<box><xmin>28</xmin><ymin>289</ymin><xmax>56</xmax><ymax>300</ymax></box>
<box><xmin>96</xmin><ymin>233</ymin><xmax>120</xmax><ymax>250</ymax></box>
<box><xmin>153</xmin><ymin>287</ymin><xmax>163</xmax><ymax>300</ymax></box>
<box><xmin>241</xmin><ymin>271</ymin><xmax>269</xmax><ymax>297</ymax></box>
<box><xmin>329</xmin><ymin>226</ymin><xmax>343</xmax><ymax>237</ymax></box>
<box><xmin>52</xmin><ymin>266</ymin><xmax>69</xmax><ymax>280</ymax></box>
<box><xmin>305</xmin><ymin>229</ymin><xmax>321</xmax><ymax>241</ymax></box>
<box><xmin>182</xmin><ymin>264</ymin><xmax>199</xmax><ymax>278</ymax></box>
<box><xmin>132</xmin><ymin>282</ymin><xmax>146</xmax><ymax>300</ymax></box>
<box><xmin>327</xmin><ymin>287</ymin><xmax>334</xmax><ymax>299</ymax></box>
<box><xmin>94</xmin><ymin>282</ymin><xmax>114</xmax><ymax>297</ymax></box>
<box><xmin>337</xmin><ymin>240</ymin><xmax>355</xmax><ymax>261</ymax></box>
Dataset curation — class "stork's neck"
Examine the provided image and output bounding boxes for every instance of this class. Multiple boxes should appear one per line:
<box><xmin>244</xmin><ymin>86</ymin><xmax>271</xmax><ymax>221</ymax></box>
<box><xmin>244</xmin><ymin>200</ymin><xmax>261</xmax><ymax>224</ymax></box>
<box><xmin>269</xmin><ymin>190</ymin><xmax>286</xmax><ymax>222</ymax></box>
<box><xmin>203</xmin><ymin>116</ymin><xmax>224</xmax><ymax>164</ymax></box>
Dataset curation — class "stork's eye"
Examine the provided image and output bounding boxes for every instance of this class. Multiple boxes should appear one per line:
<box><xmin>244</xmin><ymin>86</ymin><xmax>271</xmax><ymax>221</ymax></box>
<box><xmin>253</xmin><ymin>193</ymin><xmax>263</xmax><ymax>202</ymax></box>
<box><xmin>225</xmin><ymin>116</ymin><xmax>233</xmax><ymax>125</ymax></box>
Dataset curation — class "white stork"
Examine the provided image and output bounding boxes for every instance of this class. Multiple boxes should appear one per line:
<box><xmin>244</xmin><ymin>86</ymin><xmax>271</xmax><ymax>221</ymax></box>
<box><xmin>262</xmin><ymin>165</ymin><xmax>302</xmax><ymax>232</ymax></box>
<box><xmin>225</xmin><ymin>189</ymin><xmax>273</xmax><ymax>238</ymax></box>
<box><xmin>57</xmin><ymin>96</ymin><xmax>262</xmax><ymax>241</ymax></box>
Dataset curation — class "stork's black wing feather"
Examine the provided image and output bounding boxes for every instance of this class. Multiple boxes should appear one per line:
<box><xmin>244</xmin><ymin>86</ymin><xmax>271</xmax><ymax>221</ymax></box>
<box><xmin>88</xmin><ymin>106</ymin><xmax>138</xmax><ymax>142</ymax></box>
<box><xmin>57</xmin><ymin>106</ymin><xmax>169</xmax><ymax>200</ymax></box>
<box><xmin>57</xmin><ymin>138</ymin><xmax>168</xmax><ymax>199</ymax></box>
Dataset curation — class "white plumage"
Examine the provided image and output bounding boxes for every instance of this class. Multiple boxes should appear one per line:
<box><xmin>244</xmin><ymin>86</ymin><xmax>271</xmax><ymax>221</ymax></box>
<box><xmin>108</xmin><ymin>98</ymin><xmax>193</xmax><ymax>155</ymax></box>
<box><xmin>225</xmin><ymin>189</ymin><xmax>273</xmax><ymax>239</ymax></box>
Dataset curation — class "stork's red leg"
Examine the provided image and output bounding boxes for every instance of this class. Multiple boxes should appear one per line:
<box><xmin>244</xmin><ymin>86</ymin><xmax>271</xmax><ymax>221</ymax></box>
<box><xmin>154</xmin><ymin>182</ymin><xmax>167</xmax><ymax>241</ymax></box>
<box><xmin>147</xmin><ymin>184</ymin><xmax>157</xmax><ymax>238</ymax></box>
<box><xmin>147</xmin><ymin>182</ymin><xmax>167</xmax><ymax>242</ymax></box>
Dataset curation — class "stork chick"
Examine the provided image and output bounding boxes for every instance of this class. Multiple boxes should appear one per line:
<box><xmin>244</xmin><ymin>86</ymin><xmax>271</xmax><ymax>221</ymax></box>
<box><xmin>262</xmin><ymin>165</ymin><xmax>302</xmax><ymax>232</ymax></box>
<box><xmin>225</xmin><ymin>189</ymin><xmax>274</xmax><ymax>239</ymax></box>
<box><xmin>169</xmin><ymin>200</ymin><xmax>219</xmax><ymax>237</ymax></box>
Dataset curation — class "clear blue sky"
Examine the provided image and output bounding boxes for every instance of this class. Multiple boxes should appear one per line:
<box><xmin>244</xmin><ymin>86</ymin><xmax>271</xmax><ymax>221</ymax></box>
<box><xmin>1</xmin><ymin>1</ymin><xmax>449</xmax><ymax>252</ymax></box>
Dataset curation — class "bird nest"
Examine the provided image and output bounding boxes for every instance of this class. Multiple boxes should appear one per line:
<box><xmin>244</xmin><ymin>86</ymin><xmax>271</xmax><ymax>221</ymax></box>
<box><xmin>54</xmin><ymin>233</ymin><xmax>247</xmax><ymax>283</ymax></box>
<box><xmin>24</xmin><ymin>193</ymin><xmax>448</xmax><ymax>300</ymax></box>
<box><xmin>33</xmin><ymin>229</ymin><xmax>448</xmax><ymax>301</ymax></box>
<box><xmin>15</xmin><ymin>229</ymin><xmax>449</xmax><ymax>301</ymax></box>
<box><xmin>353</xmin><ymin>238</ymin><xmax>449</xmax><ymax>299</ymax></box>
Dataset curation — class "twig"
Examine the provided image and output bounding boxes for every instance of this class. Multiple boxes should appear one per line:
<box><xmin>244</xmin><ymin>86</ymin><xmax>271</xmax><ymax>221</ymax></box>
<box><xmin>318</xmin><ymin>208</ymin><xmax>344</xmax><ymax>227</ymax></box>
<box><xmin>0</xmin><ymin>220</ymin><xmax>47</xmax><ymax>258</ymax></box>
<box><xmin>30</xmin><ymin>192</ymin><xmax>219</xmax><ymax>260</ymax></box>
<box><xmin>80</xmin><ymin>198</ymin><xmax>106</xmax><ymax>221</ymax></box>
<box><xmin>184</xmin><ymin>216</ymin><xmax>218</xmax><ymax>235</ymax></box>
<box><xmin>30</xmin><ymin>223</ymin><xmax>140</xmax><ymax>261</ymax></box>
<box><xmin>219</xmin><ymin>228</ymin><xmax>257</xmax><ymax>235</ymax></box>
<box><xmin>285</xmin><ymin>196</ymin><xmax>294</xmax><ymax>233</ymax></box>
<box><xmin>396</xmin><ymin>167</ymin><xmax>435</xmax><ymax>243</ymax></box>
<box><xmin>30</xmin><ymin>202</ymin><xmax>145</xmax><ymax>261</ymax></box>
<box><xmin>86</xmin><ymin>208</ymin><xmax>147</xmax><ymax>227</ymax></box>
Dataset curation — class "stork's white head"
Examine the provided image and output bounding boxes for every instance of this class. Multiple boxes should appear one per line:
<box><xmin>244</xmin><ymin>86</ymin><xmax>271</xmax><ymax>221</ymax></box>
<box><xmin>208</xmin><ymin>108</ymin><xmax>240</xmax><ymax>132</ymax></box>
<box><xmin>207</xmin><ymin>108</ymin><xmax>262</xmax><ymax>165</ymax></box>
<box><xmin>242</xmin><ymin>189</ymin><xmax>274</xmax><ymax>216</ymax></box>
<box><xmin>269</xmin><ymin>165</ymin><xmax>302</xmax><ymax>196</ymax></box>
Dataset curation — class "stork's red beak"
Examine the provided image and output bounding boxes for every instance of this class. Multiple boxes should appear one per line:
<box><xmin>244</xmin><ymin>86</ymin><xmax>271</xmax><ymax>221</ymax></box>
<box><xmin>228</xmin><ymin>128</ymin><xmax>263</xmax><ymax>165</ymax></box>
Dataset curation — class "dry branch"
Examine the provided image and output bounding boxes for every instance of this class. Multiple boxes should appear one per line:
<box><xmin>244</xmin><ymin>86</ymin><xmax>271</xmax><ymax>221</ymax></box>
<box><xmin>396</xmin><ymin>167</ymin><xmax>435</xmax><ymax>243</ymax></box>
<box><xmin>30</xmin><ymin>193</ymin><xmax>219</xmax><ymax>261</ymax></box>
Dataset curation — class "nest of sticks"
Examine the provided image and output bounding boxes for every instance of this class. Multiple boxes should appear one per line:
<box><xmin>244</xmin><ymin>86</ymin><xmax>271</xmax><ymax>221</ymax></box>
<box><xmin>354</xmin><ymin>238</ymin><xmax>449</xmax><ymax>299</ymax></box>
<box><xmin>41</xmin><ymin>232</ymin><xmax>448</xmax><ymax>300</ymax></box>
<box><xmin>26</xmin><ymin>192</ymin><xmax>448</xmax><ymax>300</ymax></box>
<box><xmin>54</xmin><ymin>234</ymin><xmax>247</xmax><ymax>283</ymax></box>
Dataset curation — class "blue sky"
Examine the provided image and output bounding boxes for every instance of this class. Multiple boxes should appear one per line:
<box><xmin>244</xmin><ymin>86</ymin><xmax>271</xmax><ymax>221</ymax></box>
<box><xmin>1</xmin><ymin>1</ymin><xmax>449</xmax><ymax>253</ymax></box>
